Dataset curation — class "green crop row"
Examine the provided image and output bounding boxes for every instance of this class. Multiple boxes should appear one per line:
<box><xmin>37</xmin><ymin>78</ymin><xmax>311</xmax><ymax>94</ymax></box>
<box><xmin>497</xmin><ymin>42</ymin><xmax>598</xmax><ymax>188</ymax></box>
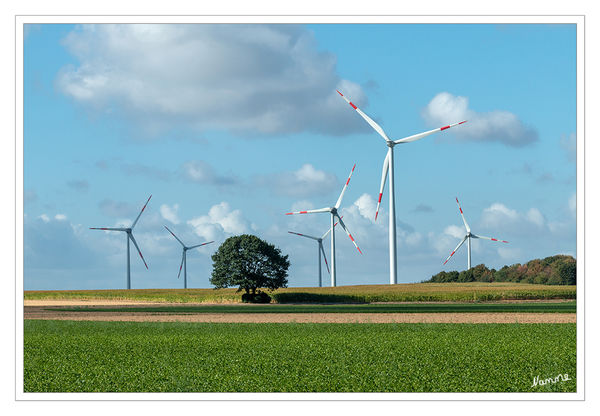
<box><xmin>24</xmin><ymin>282</ymin><xmax>576</xmax><ymax>304</ymax></box>
<box><xmin>24</xmin><ymin>321</ymin><xmax>576</xmax><ymax>392</ymax></box>
<box><xmin>55</xmin><ymin>301</ymin><xmax>576</xmax><ymax>314</ymax></box>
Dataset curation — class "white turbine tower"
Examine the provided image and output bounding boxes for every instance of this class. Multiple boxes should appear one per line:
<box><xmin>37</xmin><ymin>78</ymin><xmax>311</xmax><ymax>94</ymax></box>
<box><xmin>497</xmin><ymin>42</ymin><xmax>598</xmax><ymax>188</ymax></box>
<box><xmin>288</xmin><ymin>219</ymin><xmax>339</xmax><ymax>287</ymax></box>
<box><xmin>443</xmin><ymin>197</ymin><xmax>509</xmax><ymax>269</ymax></box>
<box><xmin>90</xmin><ymin>195</ymin><xmax>151</xmax><ymax>289</ymax></box>
<box><xmin>286</xmin><ymin>164</ymin><xmax>361</xmax><ymax>287</ymax></box>
<box><xmin>337</xmin><ymin>90</ymin><xmax>467</xmax><ymax>284</ymax></box>
<box><xmin>164</xmin><ymin>226</ymin><xmax>214</xmax><ymax>289</ymax></box>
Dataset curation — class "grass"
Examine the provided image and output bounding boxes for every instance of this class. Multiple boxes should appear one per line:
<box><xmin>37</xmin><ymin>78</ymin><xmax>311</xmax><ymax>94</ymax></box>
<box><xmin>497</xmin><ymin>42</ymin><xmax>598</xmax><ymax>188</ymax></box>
<box><xmin>54</xmin><ymin>301</ymin><xmax>576</xmax><ymax>314</ymax></box>
<box><xmin>24</xmin><ymin>282</ymin><xmax>576</xmax><ymax>304</ymax></box>
<box><xmin>24</xmin><ymin>320</ymin><xmax>576</xmax><ymax>392</ymax></box>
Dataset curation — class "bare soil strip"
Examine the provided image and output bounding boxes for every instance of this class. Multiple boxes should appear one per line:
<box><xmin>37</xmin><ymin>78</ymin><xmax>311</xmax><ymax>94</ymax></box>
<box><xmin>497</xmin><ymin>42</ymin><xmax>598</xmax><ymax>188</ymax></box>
<box><xmin>24</xmin><ymin>307</ymin><xmax>576</xmax><ymax>324</ymax></box>
<box><xmin>24</xmin><ymin>298</ymin><xmax>574</xmax><ymax>307</ymax></box>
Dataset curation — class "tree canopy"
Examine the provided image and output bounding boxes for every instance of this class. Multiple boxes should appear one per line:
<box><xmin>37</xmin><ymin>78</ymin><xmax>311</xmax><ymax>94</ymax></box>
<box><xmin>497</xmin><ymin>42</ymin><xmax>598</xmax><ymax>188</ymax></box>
<box><xmin>210</xmin><ymin>234</ymin><xmax>290</xmax><ymax>301</ymax></box>
<box><xmin>425</xmin><ymin>255</ymin><xmax>576</xmax><ymax>285</ymax></box>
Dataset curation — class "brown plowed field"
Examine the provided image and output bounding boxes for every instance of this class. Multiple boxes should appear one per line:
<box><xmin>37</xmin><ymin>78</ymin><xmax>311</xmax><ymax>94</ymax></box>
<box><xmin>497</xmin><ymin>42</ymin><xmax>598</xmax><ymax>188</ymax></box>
<box><xmin>24</xmin><ymin>304</ymin><xmax>576</xmax><ymax>324</ymax></box>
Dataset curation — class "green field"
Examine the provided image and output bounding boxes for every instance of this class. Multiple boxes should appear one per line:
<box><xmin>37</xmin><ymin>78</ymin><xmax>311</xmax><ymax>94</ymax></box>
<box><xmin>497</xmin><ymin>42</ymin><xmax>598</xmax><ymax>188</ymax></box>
<box><xmin>24</xmin><ymin>282</ymin><xmax>577</xmax><ymax>304</ymax></box>
<box><xmin>54</xmin><ymin>301</ymin><xmax>576</xmax><ymax>314</ymax></box>
<box><xmin>24</xmin><ymin>320</ymin><xmax>576</xmax><ymax>392</ymax></box>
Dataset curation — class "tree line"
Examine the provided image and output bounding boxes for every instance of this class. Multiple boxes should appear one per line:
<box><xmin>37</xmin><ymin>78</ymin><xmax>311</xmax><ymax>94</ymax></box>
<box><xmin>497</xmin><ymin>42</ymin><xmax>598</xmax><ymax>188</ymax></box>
<box><xmin>425</xmin><ymin>254</ymin><xmax>576</xmax><ymax>285</ymax></box>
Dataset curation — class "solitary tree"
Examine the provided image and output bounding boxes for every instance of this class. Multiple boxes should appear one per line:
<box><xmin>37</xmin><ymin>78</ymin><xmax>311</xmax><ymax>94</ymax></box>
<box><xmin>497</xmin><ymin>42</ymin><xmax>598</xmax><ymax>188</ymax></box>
<box><xmin>210</xmin><ymin>234</ymin><xmax>290</xmax><ymax>302</ymax></box>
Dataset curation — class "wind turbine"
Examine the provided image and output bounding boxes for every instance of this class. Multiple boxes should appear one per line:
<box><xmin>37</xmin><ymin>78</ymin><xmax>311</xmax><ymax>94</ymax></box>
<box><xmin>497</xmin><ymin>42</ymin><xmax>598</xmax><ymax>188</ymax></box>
<box><xmin>164</xmin><ymin>226</ymin><xmax>214</xmax><ymax>289</ymax></box>
<box><xmin>443</xmin><ymin>197</ymin><xmax>509</xmax><ymax>269</ymax></box>
<box><xmin>286</xmin><ymin>164</ymin><xmax>361</xmax><ymax>287</ymax></box>
<box><xmin>90</xmin><ymin>195</ymin><xmax>151</xmax><ymax>289</ymax></box>
<box><xmin>288</xmin><ymin>218</ymin><xmax>340</xmax><ymax>287</ymax></box>
<box><xmin>337</xmin><ymin>90</ymin><xmax>467</xmax><ymax>284</ymax></box>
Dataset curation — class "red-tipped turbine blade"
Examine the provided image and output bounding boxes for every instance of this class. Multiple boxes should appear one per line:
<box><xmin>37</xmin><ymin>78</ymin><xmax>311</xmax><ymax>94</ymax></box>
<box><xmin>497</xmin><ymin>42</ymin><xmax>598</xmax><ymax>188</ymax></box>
<box><xmin>337</xmin><ymin>90</ymin><xmax>391</xmax><ymax>143</ymax></box>
<box><xmin>443</xmin><ymin>236</ymin><xmax>468</xmax><ymax>265</ymax></box>
<box><xmin>335</xmin><ymin>164</ymin><xmax>356</xmax><ymax>209</ymax></box>
<box><xmin>131</xmin><ymin>195</ymin><xmax>152</xmax><ymax>229</ymax></box>
<box><xmin>375</xmin><ymin>149</ymin><xmax>390</xmax><ymax>221</ymax></box>
<box><xmin>128</xmin><ymin>233</ymin><xmax>148</xmax><ymax>269</ymax></box>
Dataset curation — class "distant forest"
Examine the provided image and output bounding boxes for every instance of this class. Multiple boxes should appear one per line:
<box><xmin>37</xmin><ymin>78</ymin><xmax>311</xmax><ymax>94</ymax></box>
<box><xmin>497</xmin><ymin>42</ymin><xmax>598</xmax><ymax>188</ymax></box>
<box><xmin>425</xmin><ymin>255</ymin><xmax>576</xmax><ymax>285</ymax></box>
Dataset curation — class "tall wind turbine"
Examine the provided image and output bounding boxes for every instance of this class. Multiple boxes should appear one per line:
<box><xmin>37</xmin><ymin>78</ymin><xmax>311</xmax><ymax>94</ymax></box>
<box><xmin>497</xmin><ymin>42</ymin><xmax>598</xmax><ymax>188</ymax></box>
<box><xmin>90</xmin><ymin>195</ymin><xmax>152</xmax><ymax>289</ymax></box>
<box><xmin>286</xmin><ymin>164</ymin><xmax>361</xmax><ymax>287</ymax></box>
<box><xmin>443</xmin><ymin>197</ymin><xmax>509</xmax><ymax>269</ymax></box>
<box><xmin>337</xmin><ymin>90</ymin><xmax>467</xmax><ymax>284</ymax></box>
<box><xmin>288</xmin><ymin>219</ymin><xmax>339</xmax><ymax>287</ymax></box>
<box><xmin>164</xmin><ymin>226</ymin><xmax>214</xmax><ymax>289</ymax></box>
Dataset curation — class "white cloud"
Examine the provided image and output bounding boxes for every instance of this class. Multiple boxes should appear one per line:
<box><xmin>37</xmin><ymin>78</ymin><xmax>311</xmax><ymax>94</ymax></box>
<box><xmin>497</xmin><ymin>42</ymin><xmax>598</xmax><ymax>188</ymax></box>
<box><xmin>160</xmin><ymin>204</ymin><xmax>180</xmax><ymax>225</ymax></box>
<box><xmin>56</xmin><ymin>24</ymin><xmax>369</xmax><ymax>137</ymax></box>
<box><xmin>525</xmin><ymin>208</ymin><xmax>545</xmax><ymax>227</ymax></box>
<box><xmin>569</xmin><ymin>193</ymin><xmax>576</xmax><ymax>217</ymax></box>
<box><xmin>480</xmin><ymin>203</ymin><xmax>519</xmax><ymax>228</ymax></box>
<box><xmin>352</xmin><ymin>193</ymin><xmax>377</xmax><ymax>222</ymax></box>
<box><xmin>560</xmin><ymin>132</ymin><xmax>576</xmax><ymax>163</ymax></box>
<box><xmin>258</xmin><ymin>164</ymin><xmax>338</xmax><ymax>198</ymax></box>
<box><xmin>422</xmin><ymin>92</ymin><xmax>538</xmax><ymax>147</ymax></box>
<box><xmin>38</xmin><ymin>214</ymin><xmax>50</xmax><ymax>222</ymax></box>
<box><xmin>182</xmin><ymin>160</ymin><xmax>237</xmax><ymax>186</ymax></box>
<box><xmin>187</xmin><ymin>202</ymin><xmax>249</xmax><ymax>241</ymax></box>
<box><xmin>54</xmin><ymin>214</ymin><xmax>67</xmax><ymax>221</ymax></box>
<box><xmin>444</xmin><ymin>224</ymin><xmax>465</xmax><ymax>239</ymax></box>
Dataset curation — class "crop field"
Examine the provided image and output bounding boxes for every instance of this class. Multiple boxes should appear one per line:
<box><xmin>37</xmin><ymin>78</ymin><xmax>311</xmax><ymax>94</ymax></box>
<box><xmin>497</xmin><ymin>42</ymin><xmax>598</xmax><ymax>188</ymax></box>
<box><xmin>53</xmin><ymin>301</ymin><xmax>576</xmax><ymax>314</ymax></box>
<box><xmin>24</xmin><ymin>320</ymin><xmax>576</xmax><ymax>392</ymax></box>
<box><xmin>24</xmin><ymin>282</ymin><xmax>576</xmax><ymax>304</ymax></box>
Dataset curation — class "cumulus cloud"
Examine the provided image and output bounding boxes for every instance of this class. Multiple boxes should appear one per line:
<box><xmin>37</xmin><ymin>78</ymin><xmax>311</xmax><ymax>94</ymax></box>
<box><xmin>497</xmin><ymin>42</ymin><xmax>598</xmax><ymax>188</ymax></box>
<box><xmin>525</xmin><ymin>208</ymin><xmax>545</xmax><ymax>227</ymax></box>
<box><xmin>257</xmin><ymin>164</ymin><xmax>338</xmax><ymax>198</ymax></box>
<box><xmin>160</xmin><ymin>204</ymin><xmax>180</xmax><ymax>224</ymax></box>
<box><xmin>56</xmin><ymin>24</ymin><xmax>369</xmax><ymax>137</ymax></box>
<box><xmin>421</xmin><ymin>92</ymin><xmax>538</xmax><ymax>147</ymax></box>
<box><xmin>444</xmin><ymin>225</ymin><xmax>465</xmax><ymax>239</ymax></box>
<box><xmin>182</xmin><ymin>160</ymin><xmax>237</xmax><ymax>186</ymax></box>
<box><xmin>187</xmin><ymin>202</ymin><xmax>249</xmax><ymax>241</ymax></box>
<box><xmin>25</xmin><ymin>215</ymin><xmax>95</xmax><ymax>268</ymax></box>
<box><xmin>479</xmin><ymin>203</ymin><xmax>519</xmax><ymax>228</ymax></box>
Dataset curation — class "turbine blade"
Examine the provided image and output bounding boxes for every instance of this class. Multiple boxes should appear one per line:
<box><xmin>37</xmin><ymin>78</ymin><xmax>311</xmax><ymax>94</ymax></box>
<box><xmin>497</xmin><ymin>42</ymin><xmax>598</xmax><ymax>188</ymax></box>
<box><xmin>455</xmin><ymin>197</ymin><xmax>471</xmax><ymax>233</ymax></box>
<box><xmin>443</xmin><ymin>235</ymin><xmax>468</xmax><ymax>265</ymax></box>
<box><xmin>90</xmin><ymin>227</ymin><xmax>128</xmax><ymax>231</ymax></box>
<box><xmin>128</xmin><ymin>233</ymin><xmax>148</xmax><ymax>269</ymax></box>
<box><xmin>285</xmin><ymin>207</ymin><xmax>330</xmax><ymax>215</ymax></box>
<box><xmin>164</xmin><ymin>225</ymin><xmax>185</xmax><ymax>246</ymax></box>
<box><xmin>177</xmin><ymin>251</ymin><xmax>184</xmax><ymax>279</ymax></box>
<box><xmin>337</xmin><ymin>90</ymin><xmax>391</xmax><ymax>143</ymax></box>
<box><xmin>188</xmin><ymin>241</ymin><xmax>215</xmax><ymax>250</ymax></box>
<box><xmin>472</xmin><ymin>234</ymin><xmax>508</xmax><ymax>243</ymax></box>
<box><xmin>335</xmin><ymin>164</ymin><xmax>356</xmax><ymax>209</ymax></box>
<box><xmin>131</xmin><ymin>195</ymin><xmax>152</xmax><ymax>229</ymax></box>
<box><xmin>394</xmin><ymin>120</ymin><xmax>467</xmax><ymax>144</ymax></box>
<box><xmin>375</xmin><ymin>149</ymin><xmax>391</xmax><ymax>221</ymax></box>
<box><xmin>288</xmin><ymin>231</ymin><xmax>319</xmax><ymax>241</ymax></box>
<box><xmin>320</xmin><ymin>242</ymin><xmax>330</xmax><ymax>274</ymax></box>
<box><xmin>335</xmin><ymin>214</ymin><xmax>362</xmax><ymax>254</ymax></box>
<box><xmin>320</xmin><ymin>216</ymin><xmax>341</xmax><ymax>240</ymax></box>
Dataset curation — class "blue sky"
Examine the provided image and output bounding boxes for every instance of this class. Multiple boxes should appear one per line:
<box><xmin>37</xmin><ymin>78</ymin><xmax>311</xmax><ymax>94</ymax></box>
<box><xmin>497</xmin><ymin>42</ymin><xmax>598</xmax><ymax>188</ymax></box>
<box><xmin>23</xmin><ymin>23</ymin><xmax>576</xmax><ymax>290</ymax></box>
